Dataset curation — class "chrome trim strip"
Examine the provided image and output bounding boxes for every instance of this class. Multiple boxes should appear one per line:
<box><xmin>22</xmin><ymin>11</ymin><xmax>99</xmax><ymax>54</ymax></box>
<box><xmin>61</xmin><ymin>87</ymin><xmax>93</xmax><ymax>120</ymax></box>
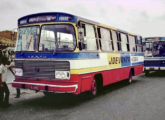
<box><xmin>13</xmin><ymin>81</ymin><xmax>78</xmax><ymax>89</ymax></box>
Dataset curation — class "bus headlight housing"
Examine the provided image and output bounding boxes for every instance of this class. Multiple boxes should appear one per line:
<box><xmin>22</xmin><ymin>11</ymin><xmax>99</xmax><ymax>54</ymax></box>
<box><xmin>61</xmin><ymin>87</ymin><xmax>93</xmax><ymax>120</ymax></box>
<box><xmin>55</xmin><ymin>71</ymin><xmax>70</xmax><ymax>80</ymax></box>
<box><xmin>13</xmin><ymin>68</ymin><xmax>23</xmax><ymax>76</ymax></box>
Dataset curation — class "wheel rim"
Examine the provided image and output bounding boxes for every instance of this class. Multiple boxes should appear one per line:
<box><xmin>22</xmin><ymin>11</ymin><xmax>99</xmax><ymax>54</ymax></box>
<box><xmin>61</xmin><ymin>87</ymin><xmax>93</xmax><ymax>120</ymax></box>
<box><xmin>91</xmin><ymin>80</ymin><xmax>97</xmax><ymax>96</ymax></box>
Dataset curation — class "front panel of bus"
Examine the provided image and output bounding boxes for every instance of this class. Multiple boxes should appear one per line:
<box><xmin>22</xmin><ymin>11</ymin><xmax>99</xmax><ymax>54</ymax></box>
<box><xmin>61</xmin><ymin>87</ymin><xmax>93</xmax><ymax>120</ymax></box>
<box><xmin>12</xmin><ymin>13</ymin><xmax>81</xmax><ymax>94</ymax></box>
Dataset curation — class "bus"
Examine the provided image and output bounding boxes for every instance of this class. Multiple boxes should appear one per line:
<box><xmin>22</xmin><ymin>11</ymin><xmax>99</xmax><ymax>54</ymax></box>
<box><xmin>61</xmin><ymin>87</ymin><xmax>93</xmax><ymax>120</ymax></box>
<box><xmin>12</xmin><ymin>12</ymin><xmax>144</xmax><ymax>96</ymax></box>
<box><xmin>143</xmin><ymin>37</ymin><xmax>165</xmax><ymax>75</ymax></box>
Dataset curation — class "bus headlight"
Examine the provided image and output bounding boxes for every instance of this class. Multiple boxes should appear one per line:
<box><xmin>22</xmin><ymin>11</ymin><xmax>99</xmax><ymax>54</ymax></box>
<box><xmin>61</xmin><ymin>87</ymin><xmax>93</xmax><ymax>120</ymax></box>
<box><xmin>13</xmin><ymin>68</ymin><xmax>23</xmax><ymax>76</ymax></box>
<box><xmin>55</xmin><ymin>71</ymin><xmax>70</xmax><ymax>80</ymax></box>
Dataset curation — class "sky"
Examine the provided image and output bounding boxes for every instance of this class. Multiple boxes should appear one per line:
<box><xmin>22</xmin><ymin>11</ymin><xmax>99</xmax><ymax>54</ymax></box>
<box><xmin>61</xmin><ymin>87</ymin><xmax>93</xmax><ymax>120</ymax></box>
<box><xmin>0</xmin><ymin>0</ymin><xmax>165</xmax><ymax>37</ymax></box>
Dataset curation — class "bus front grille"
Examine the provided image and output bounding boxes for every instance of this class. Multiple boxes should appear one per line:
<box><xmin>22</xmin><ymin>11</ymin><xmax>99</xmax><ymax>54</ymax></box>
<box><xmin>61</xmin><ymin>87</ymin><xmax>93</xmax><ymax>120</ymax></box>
<box><xmin>15</xmin><ymin>60</ymin><xmax>70</xmax><ymax>79</ymax></box>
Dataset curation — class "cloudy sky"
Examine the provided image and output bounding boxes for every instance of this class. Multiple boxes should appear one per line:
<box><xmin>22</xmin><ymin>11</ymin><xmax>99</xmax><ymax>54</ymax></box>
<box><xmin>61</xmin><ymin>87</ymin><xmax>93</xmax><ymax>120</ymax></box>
<box><xmin>0</xmin><ymin>0</ymin><xmax>165</xmax><ymax>37</ymax></box>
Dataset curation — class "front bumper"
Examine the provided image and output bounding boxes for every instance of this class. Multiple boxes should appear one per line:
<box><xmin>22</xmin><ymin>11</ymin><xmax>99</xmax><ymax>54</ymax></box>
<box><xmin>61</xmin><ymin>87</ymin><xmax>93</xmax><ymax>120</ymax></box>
<box><xmin>12</xmin><ymin>81</ymin><xmax>78</xmax><ymax>93</ymax></box>
<box><xmin>144</xmin><ymin>67</ymin><xmax>165</xmax><ymax>71</ymax></box>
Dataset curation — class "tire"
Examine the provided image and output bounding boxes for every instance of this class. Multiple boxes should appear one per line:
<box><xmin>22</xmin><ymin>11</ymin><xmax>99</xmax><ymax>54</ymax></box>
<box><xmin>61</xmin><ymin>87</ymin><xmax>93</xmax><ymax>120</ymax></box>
<box><xmin>91</xmin><ymin>79</ymin><xmax>97</xmax><ymax>96</ymax></box>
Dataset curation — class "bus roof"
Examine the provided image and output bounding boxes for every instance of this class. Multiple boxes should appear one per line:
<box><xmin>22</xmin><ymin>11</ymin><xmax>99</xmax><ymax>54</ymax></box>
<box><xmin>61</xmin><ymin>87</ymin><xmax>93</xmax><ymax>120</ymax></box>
<box><xmin>145</xmin><ymin>37</ymin><xmax>165</xmax><ymax>39</ymax></box>
<box><xmin>18</xmin><ymin>12</ymin><xmax>138</xmax><ymax>36</ymax></box>
<box><xmin>18</xmin><ymin>12</ymin><xmax>99</xmax><ymax>25</ymax></box>
<box><xmin>145</xmin><ymin>37</ymin><xmax>165</xmax><ymax>41</ymax></box>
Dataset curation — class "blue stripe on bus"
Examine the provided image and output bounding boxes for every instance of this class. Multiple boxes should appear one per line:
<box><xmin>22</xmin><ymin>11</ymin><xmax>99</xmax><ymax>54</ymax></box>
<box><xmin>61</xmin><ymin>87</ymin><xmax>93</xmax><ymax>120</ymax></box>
<box><xmin>132</xmin><ymin>62</ymin><xmax>144</xmax><ymax>66</ymax></box>
<box><xmin>15</xmin><ymin>52</ymin><xmax>99</xmax><ymax>59</ymax></box>
<box><xmin>145</xmin><ymin>64</ymin><xmax>165</xmax><ymax>67</ymax></box>
<box><xmin>145</xmin><ymin>57</ymin><xmax>165</xmax><ymax>60</ymax></box>
<box><xmin>131</xmin><ymin>53</ymin><xmax>144</xmax><ymax>56</ymax></box>
<box><xmin>121</xmin><ymin>53</ymin><xmax>131</xmax><ymax>67</ymax></box>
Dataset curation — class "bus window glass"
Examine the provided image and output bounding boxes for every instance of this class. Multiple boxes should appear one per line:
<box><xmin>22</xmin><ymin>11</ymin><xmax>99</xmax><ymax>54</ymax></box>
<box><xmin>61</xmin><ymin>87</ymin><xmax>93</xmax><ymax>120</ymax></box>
<box><xmin>16</xmin><ymin>26</ymin><xmax>39</xmax><ymax>51</ymax></box>
<box><xmin>146</xmin><ymin>42</ymin><xmax>152</xmax><ymax>50</ymax></box>
<box><xmin>111</xmin><ymin>30</ymin><xmax>118</xmax><ymax>51</ymax></box>
<box><xmin>145</xmin><ymin>42</ymin><xmax>152</xmax><ymax>56</ymax></box>
<box><xmin>136</xmin><ymin>36</ymin><xmax>143</xmax><ymax>52</ymax></box>
<box><xmin>120</xmin><ymin>33</ymin><xmax>128</xmax><ymax>52</ymax></box>
<box><xmin>137</xmin><ymin>36</ymin><xmax>142</xmax><ymax>44</ymax></box>
<box><xmin>100</xmin><ymin>28</ymin><xmax>112</xmax><ymax>51</ymax></box>
<box><xmin>153</xmin><ymin>41</ymin><xmax>165</xmax><ymax>56</ymax></box>
<box><xmin>85</xmin><ymin>24</ymin><xmax>97</xmax><ymax>50</ymax></box>
<box><xmin>39</xmin><ymin>24</ymin><xmax>76</xmax><ymax>51</ymax></box>
<box><xmin>57</xmin><ymin>32</ymin><xmax>74</xmax><ymax>49</ymax></box>
<box><xmin>129</xmin><ymin>35</ymin><xmax>136</xmax><ymax>52</ymax></box>
<box><xmin>40</xmin><ymin>30</ymin><xmax>55</xmax><ymax>51</ymax></box>
<box><xmin>137</xmin><ymin>46</ymin><xmax>142</xmax><ymax>52</ymax></box>
<box><xmin>80</xmin><ymin>23</ymin><xmax>97</xmax><ymax>51</ymax></box>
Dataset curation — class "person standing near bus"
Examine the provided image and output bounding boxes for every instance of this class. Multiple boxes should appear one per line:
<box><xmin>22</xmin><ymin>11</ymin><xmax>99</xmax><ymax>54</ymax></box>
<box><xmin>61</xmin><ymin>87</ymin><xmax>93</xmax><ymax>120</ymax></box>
<box><xmin>0</xmin><ymin>57</ymin><xmax>10</xmax><ymax>107</ymax></box>
<box><xmin>9</xmin><ymin>56</ymin><xmax>20</xmax><ymax>98</ymax></box>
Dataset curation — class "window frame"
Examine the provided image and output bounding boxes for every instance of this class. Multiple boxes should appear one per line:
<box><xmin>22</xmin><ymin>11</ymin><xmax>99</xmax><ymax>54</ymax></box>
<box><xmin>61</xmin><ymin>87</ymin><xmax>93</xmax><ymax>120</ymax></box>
<box><xmin>128</xmin><ymin>35</ymin><xmax>137</xmax><ymax>53</ymax></box>
<box><xmin>15</xmin><ymin>25</ymin><xmax>40</xmax><ymax>52</ymax></box>
<box><xmin>111</xmin><ymin>30</ymin><xmax>118</xmax><ymax>52</ymax></box>
<box><xmin>97</xmin><ymin>27</ymin><xmax>114</xmax><ymax>52</ymax></box>
<box><xmin>39</xmin><ymin>23</ymin><xmax>77</xmax><ymax>52</ymax></box>
<box><xmin>78</xmin><ymin>21</ymin><xmax>98</xmax><ymax>51</ymax></box>
<box><xmin>119</xmin><ymin>32</ymin><xmax>129</xmax><ymax>52</ymax></box>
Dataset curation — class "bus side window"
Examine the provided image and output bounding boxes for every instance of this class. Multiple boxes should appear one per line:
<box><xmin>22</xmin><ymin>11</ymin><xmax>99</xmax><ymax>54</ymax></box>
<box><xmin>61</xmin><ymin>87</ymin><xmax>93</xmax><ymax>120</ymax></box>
<box><xmin>111</xmin><ymin>30</ymin><xmax>118</xmax><ymax>51</ymax></box>
<box><xmin>120</xmin><ymin>33</ymin><xmax>128</xmax><ymax>52</ymax></box>
<box><xmin>129</xmin><ymin>35</ymin><xmax>136</xmax><ymax>52</ymax></box>
<box><xmin>78</xmin><ymin>23</ymin><xmax>97</xmax><ymax>51</ymax></box>
<box><xmin>98</xmin><ymin>27</ymin><xmax>113</xmax><ymax>51</ymax></box>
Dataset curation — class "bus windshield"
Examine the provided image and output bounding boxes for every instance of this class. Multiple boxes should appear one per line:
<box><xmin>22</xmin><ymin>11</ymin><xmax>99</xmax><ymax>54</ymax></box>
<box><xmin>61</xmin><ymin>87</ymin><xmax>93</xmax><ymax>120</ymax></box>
<box><xmin>39</xmin><ymin>24</ymin><xmax>76</xmax><ymax>52</ymax></box>
<box><xmin>153</xmin><ymin>41</ymin><xmax>165</xmax><ymax>56</ymax></box>
<box><xmin>144</xmin><ymin>42</ymin><xmax>153</xmax><ymax>56</ymax></box>
<box><xmin>16</xmin><ymin>26</ymin><xmax>40</xmax><ymax>51</ymax></box>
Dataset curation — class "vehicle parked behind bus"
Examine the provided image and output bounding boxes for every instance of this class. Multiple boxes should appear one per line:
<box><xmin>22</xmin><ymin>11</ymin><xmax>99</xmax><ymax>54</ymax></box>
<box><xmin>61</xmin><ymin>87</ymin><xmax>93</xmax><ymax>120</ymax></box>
<box><xmin>12</xmin><ymin>12</ymin><xmax>144</xmax><ymax>96</ymax></box>
<box><xmin>143</xmin><ymin>37</ymin><xmax>165</xmax><ymax>76</ymax></box>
